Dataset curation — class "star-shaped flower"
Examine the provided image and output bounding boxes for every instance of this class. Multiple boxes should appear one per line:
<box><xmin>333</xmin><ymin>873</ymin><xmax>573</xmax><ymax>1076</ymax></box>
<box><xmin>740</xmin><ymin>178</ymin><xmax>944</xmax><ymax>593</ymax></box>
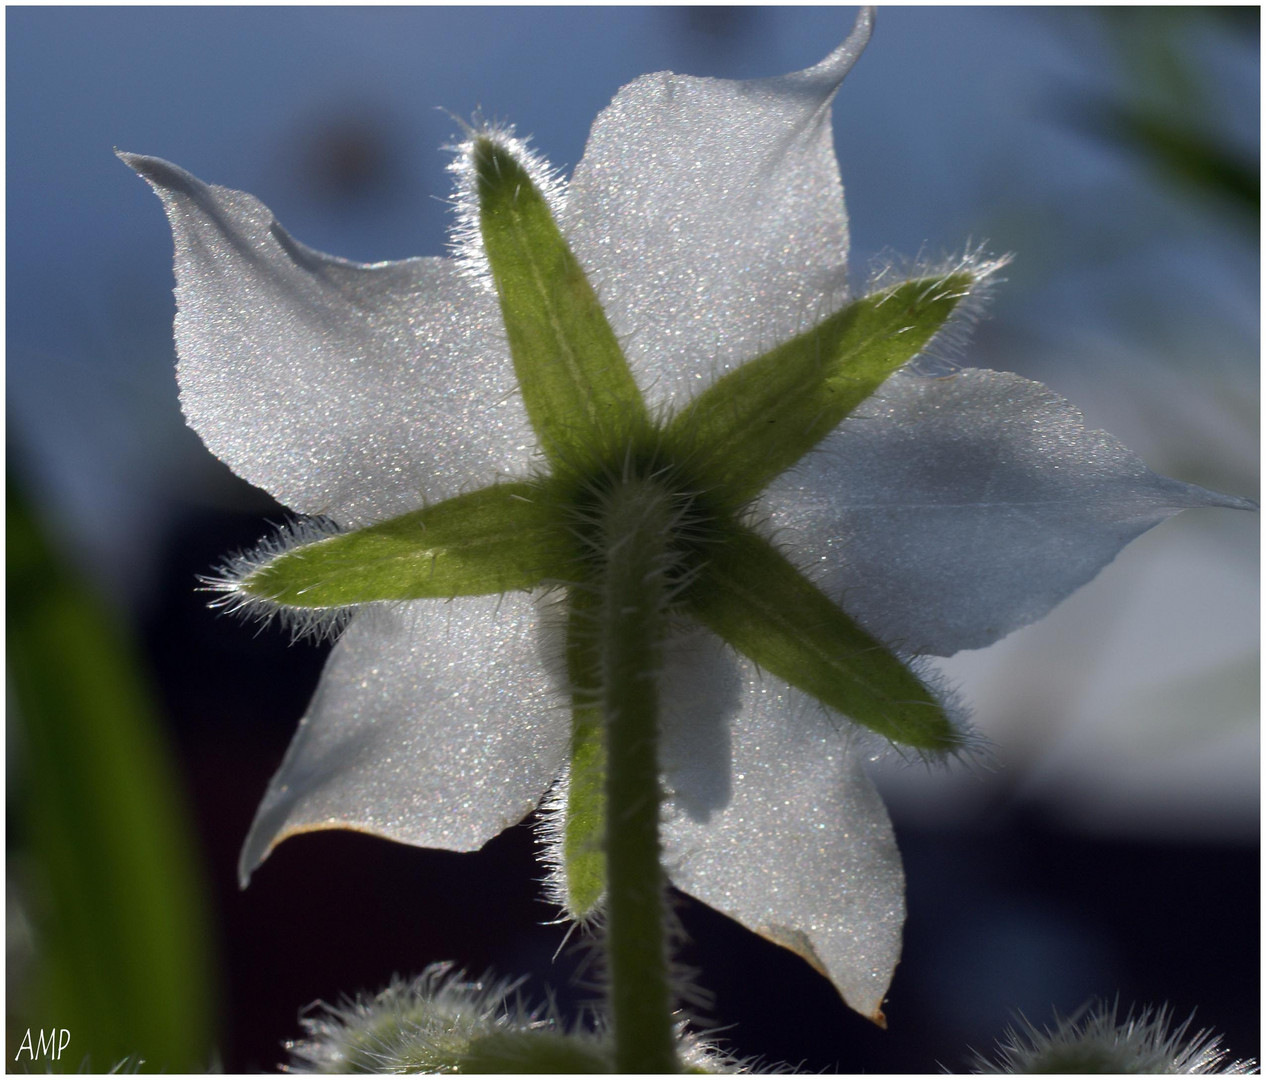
<box><xmin>121</xmin><ymin>11</ymin><xmax>1250</xmax><ymax>1023</ymax></box>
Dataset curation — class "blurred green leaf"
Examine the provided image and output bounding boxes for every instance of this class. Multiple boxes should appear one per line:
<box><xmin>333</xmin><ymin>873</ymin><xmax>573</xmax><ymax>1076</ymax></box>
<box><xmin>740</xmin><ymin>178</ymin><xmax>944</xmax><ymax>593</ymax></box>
<box><xmin>1078</xmin><ymin>7</ymin><xmax>1259</xmax><ymax>224</ymax></box>
<box><xmin>7</xmin><ymin>475</ymin><xmax>216</xmax><ymax>1070</ymax></box>
<box><xmin>1077</xmin><ymin>99</ymin><xmax>1258</xmax><ymax>221</ymax></box>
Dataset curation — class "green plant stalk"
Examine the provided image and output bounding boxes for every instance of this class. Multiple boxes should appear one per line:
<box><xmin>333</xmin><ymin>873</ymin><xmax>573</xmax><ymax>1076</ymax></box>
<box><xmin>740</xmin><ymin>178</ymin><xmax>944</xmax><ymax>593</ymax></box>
<box><xmin>597</xmin><ymin>477</ymin><xmax>679</xmax><ymax>1073</ymax></box>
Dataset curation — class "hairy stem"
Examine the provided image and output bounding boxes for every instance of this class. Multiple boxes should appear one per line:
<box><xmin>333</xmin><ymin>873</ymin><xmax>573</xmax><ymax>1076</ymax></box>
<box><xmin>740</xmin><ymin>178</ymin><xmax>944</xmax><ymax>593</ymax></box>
<box><xmin>597</xmin><ymin>476</ymin><xmax>679</xmax><ymax>1073</ymax></box>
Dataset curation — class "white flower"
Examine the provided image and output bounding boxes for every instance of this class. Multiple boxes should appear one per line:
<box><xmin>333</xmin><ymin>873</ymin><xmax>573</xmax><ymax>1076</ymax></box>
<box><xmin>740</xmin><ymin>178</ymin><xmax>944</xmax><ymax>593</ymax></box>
<box><xmin>120</xmin><ymin>9</ymin><xmax>1250</xmax><ymax>1023</ymax></box>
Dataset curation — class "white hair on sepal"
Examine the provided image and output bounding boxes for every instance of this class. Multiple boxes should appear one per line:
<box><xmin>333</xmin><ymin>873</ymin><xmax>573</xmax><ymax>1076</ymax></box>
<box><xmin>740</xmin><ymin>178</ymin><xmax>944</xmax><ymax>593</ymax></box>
<box><xmin>531</xmin><ymin>589</ymin><xmax>605</xmax><ymax>932</ymax></box>
<box><xmin>533</xmin><ymin>766</ymin><xmax>612</xmax><ymax>936</ymax></box>
<box><xmin>897</xmin><ymin>653</ymin><xmax>994</xmax><ymax>772</ymax></box>
<box><xmin>285</xmin><ymin>963</ymin><xmax>592</xmax><ymax>1074</ymax></box>
<box><xmin>866</xmin><ymin>242</ymin><xmax>1013</xmax><ymax>378</ymax></box>
<box><xmin>444</xmin><ymin>114</ymin><xmax>569</xmax><ymax>291</ymax></box>
<box><xmin>969</xmin><ymin>1001</ymin><xmax>1258</xmax><ymax>1075</ymax></box>
<box><xmin>199</xmin><ymin>516</ymin><xmax>353</xmax><ymax>644</ymax></box>
<box><xmin>535</xmin><ymin>770</ymin><xmax>578</xmax><ymax>923</ymax></box>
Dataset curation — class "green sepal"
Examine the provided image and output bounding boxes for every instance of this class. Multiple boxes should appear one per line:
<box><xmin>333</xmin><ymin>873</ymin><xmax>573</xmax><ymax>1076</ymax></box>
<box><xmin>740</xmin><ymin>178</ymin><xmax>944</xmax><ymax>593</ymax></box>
<box><xmin>473</xmin><ymin>136</ymin><xmax>651</xmax><ymax>467</ymax></box>
<box><xmin>558</xmin><ymin>590</ymin><xmax>607</xmax><ymax>919</ymax></box>
<box><xmin>687</xmin><ymin>524</ymin><xmax>961</xmax><ymax>753</ymax></box>
<box><xmin>239</xmin><ymin>482</ymin><xmax>570</xmax><ymax>606</ymax></box>
<box><xmin>666</xmin><ymin>273</ymin><xmax>976</xmax><ymax>507</ymax></box>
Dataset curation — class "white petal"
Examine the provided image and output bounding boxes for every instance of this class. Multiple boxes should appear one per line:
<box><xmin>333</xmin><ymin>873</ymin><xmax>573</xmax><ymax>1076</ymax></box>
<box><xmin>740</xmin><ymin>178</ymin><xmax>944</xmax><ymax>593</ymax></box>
<box><xmin>121</xmin><ymin>154</ymin><xmax>534</xmax><ymax>525</ymax></box>
<box><xmin>765</xmin><ymin>368</ymin><xmax>1255</xmax><ymax>657</ymax></box>
<box><xmin>658</xmin><ymin>631</ymin><xmax>903</xmax><ymax>1023</ymax></box>
<box><xmin>238</xmin><ymin>593</ymin><xmax>568</xmax><ymax>885</ymax></box>
<box><xmin>562</xmin><ymin>11</ymin><xmax>871</xmax><ymax>412</ymax></box>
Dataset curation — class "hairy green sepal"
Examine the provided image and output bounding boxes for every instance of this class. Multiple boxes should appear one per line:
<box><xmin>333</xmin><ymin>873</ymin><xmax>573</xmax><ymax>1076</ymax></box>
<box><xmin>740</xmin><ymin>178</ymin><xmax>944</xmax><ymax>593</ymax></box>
<box><xmin>560</xmin><ymin>594</ymin><xmax>608</xmax><ymax>919</ymax></box>
<box><xmin>667</xmin><ymin>273</ymin><xmax>975</xmax><ymax>506</ymax></box>
<box><xmin>473</xmin><ymin>137</ymin><xmax>650</xmax><ymax>467</ymax></box>
<box><xmin>688</xmin><ymin>525</ymin><xmax>961</xmax><ymax>753</ymax></box>
<box><xmin>239</xmin><ymin>483</ymin><xmax>568</xmax><ymax>606</ymax></box>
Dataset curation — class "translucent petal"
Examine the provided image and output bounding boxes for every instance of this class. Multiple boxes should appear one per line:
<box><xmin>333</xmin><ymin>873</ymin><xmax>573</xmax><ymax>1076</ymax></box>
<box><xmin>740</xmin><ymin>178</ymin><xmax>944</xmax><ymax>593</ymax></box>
<box><xmin>238</xmin><ymin>593</ymin><xmax>568</xmax><ymax>885</ymax></box>
<box><xmin>764</xmin><ymin>368</ymin><xmax>1256</xmax><ymax>657</ymax></box>
<box><xmin>561</xmin><ymin>11</ymin><xmax>872</xmax><ymax>412</ymax></box>
<box><xmin>120</xmin><ymin>153</ymin><xmax>534</xmax><ymax>525</ymax></box>
<box><xmin>658</xmin><ymin>632</ymin><xmax>903</xmax><ymax>1023</ymax></box>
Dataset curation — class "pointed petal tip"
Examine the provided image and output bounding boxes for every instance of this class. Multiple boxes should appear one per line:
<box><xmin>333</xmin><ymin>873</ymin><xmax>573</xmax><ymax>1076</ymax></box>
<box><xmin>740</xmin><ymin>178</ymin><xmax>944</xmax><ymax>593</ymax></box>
<box><xmin>234</xmin><ymin>820</ymin><xmax>363</xmax><ymax>887</ymax></box>
<box><xmin>1170</xmin><ymin>481</ymin><xmax>1258</xmax><ymax>514</ymax></box>
<box><xmin>236</xmin><ymin>827</ymin><xmax>273</xmax><ymax>890</ymax></box>
<box><xmin>854</xmin><ymin>5</ymin><xmax>877</xmax><ymax>43</ymax></box>
<box><xmin>115</xmin><ymin>150</ymin><xmax>204</xmax><ymax>199</ymax></box>
<box><xmin>802</xmin><ymin>5</ymin><xmax>875</xmax><ymax>86</ymax></box>
<box><xmin>832</xmin><ymin>5</ymin><xmax>876</xmax><ymax>66</ymax></box>
<box><xmin>117</xmin><ymin>149</ymin><xmax>171</xmax><ymax>188</ymax></box>
<box><xmin>755</xmin><ymin>917</ymin><xmax>892</xmax><ymax>1023</ymax></box>
<box><xmin>235</xmin><ymin>820</ymin><xmax>331</xmax><ymax>890</ymax></box>
<box><xmin>236</xmin><ymin>851</ymin><xmax>258</xmax><ymax>891</ymax></box>
<box><xmin>1213</xmin><ymin>491</ymin><xmax>1258</xmax><ymax>513</ymax></box>
<box><xmin>236</xmin><ymin>800</ymin><xmax>313</xmax><ymax>891</ymax></box>
<box><xmin>115</xmin><ymin>149</ymin><xmax>162</xmax><ymax>177</ymax></box>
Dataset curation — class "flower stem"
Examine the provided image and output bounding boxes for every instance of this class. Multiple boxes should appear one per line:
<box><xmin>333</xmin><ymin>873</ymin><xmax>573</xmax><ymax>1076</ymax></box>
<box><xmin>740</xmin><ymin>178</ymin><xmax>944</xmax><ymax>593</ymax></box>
<box><xmin>597</xmin><ymin>476</ymin><xmax>679</xmax><ymax>1073</ymax></box>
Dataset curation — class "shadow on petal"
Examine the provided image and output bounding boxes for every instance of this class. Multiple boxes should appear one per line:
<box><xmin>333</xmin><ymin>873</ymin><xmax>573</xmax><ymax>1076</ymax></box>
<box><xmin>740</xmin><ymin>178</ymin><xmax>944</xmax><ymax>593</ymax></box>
<box><xmin>659</xmin><ymin>628</ymin><xmax>742</xmax><ymax>823</ymax></box>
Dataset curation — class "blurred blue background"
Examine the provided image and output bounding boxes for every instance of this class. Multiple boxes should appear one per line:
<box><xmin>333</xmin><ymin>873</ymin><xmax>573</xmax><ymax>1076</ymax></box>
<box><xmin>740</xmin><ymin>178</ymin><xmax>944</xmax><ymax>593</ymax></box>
<box><xmin>8</xmin><ymin>6</ymin><xmax>1258</xmax><ymax>1071</ymax></box>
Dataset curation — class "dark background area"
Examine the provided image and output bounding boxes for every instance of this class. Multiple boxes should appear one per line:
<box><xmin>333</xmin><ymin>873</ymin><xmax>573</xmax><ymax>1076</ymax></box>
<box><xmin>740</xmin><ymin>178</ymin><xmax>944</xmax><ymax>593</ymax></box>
<box><xmin>8</xmin><ymin>6</ymin><xmax>1258</xmax><ymax>1072</ymax></box>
